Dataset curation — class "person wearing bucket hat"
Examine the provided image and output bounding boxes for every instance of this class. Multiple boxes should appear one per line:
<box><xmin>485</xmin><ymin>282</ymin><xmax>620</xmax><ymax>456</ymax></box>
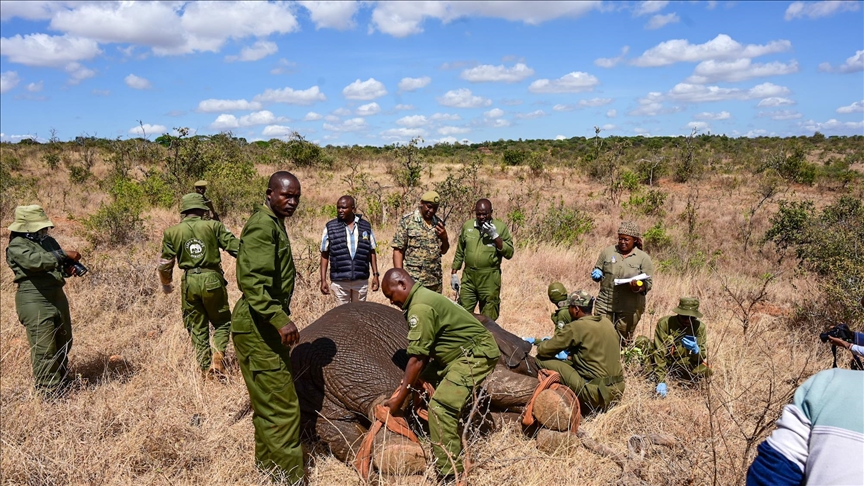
<box><xmin>158</xmin><ymin>193</ymin><xmax>239</xmax><ymax>376</ymax></box>
<box><xmin>591</xmin><ymin>221</ymin><xmax>654</xmax><ymax>344</ymax></box>
<box><xmin>392</xmin><ymin>190</ymin><xmax>450</xmax><ymax>292</ymax></box>
<box><xmin>649</xmin><ymin>297</ymin><xmax>711</xmax><ymax>397</ymax></box>
<box><xmin>193</xmin><ymin>180</ymin><xmax>220</xmax><ymax>222</ymax></box>
<box><xmin>6</xmin><ymin>205</ymin><xmax>81</xmax><ymax>396</ymax></box>
<box><xmin>534</xmin><ymin>290</ymin><xmax>625</xmax><ymax>415</ymax></box>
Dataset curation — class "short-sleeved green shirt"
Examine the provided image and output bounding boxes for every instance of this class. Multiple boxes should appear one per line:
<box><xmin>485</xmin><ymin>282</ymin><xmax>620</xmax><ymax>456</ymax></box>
<box><xmin>403</xmin><ymin>283</ymin><xmax>500</xmax><ymax>365</ymax></box>
<box><xmin>392</xmin><ymin>210</ymin><xmax>445</xmax><ymax>289</ymax></box>
<box><xmin>593</xmin><ymin>245</ymin><xmax>654</xmax><ymax>315</ymax></box>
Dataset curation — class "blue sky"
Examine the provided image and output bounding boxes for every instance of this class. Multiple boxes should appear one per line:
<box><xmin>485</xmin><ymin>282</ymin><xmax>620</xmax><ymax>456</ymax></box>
<box><xmin>1</xmin><ymin>1</ymin><xmax>862</xmax><ymax>145</ymax></box>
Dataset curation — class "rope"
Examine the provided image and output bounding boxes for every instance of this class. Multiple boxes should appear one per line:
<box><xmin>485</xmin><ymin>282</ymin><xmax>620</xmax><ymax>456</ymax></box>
<box><xmin>521</xmin><ymin>369</ymin><xmax>581</xmax><ymax>434</ymax></box>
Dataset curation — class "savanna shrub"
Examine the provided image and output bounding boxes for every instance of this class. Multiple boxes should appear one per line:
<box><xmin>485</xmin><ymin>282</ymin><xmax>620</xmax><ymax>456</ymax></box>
<box><xmin>84</xmin><ymin>178</ymin><xmax>146</xmax><ymax>247</ymax></box>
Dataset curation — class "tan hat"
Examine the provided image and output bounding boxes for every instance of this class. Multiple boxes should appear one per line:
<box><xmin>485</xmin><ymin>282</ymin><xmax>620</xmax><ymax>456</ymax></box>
<box><xmin>672</xmin><ymin>297</ymin><xmax>703</xmax><ymax>318</ymax></box>
<box><xmin>180</xmin><ymin>193</ymin><xmax>210</xmax><ymax>213</ymax></box>
<box><xmin>9</xmin><ymin>205</ymin><xmax>54</xmax><ymax>233</ymax></box>
<box><xmin>194</xmin><ymin>180</ymin><xmax>208</xmax><ymax>187</ymax></box>
<box><xmin>420</xmin><ymin>191</ymin><xmax>440</xmax><ymax>204</ymax></box>
<box><xmin>617</xmin><ymin>221</ymin><xmax>641</xmax><ymax>238</ymax></box>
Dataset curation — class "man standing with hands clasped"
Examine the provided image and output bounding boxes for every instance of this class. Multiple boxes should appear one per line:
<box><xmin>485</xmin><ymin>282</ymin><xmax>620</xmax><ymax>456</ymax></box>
<box><xmin>450</xmin><ymin>198</ymin><xmax>514</xmax><ymax>321</ymax></box>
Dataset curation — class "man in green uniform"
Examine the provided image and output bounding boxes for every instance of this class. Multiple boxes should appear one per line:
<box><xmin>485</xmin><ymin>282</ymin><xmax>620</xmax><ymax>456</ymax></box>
<box><xmin>591</xmin><ymin>221</ymin><xmax>654</xmax><ymax>344</ymax></box>
<box><xmin>381</xmin><ymin>268</ymin><xmax>500</xmax><ymax>480</ymax></box>
<box><xmin>158</xmin><ymin>193</ymin><xmax>239</xmax><ymax>375</ymax></box>
<box><xmin>392</xmin><ymin>191</ymin><xmax>450</xmax><ymax>293</ymax></box>
<box><xmin>533</xmin><ymin>290</ymin><xmax>625</xmax><ymax>415</ymax></box>
<box><xmin>6</xmin><ymin>205</ymin><xmax>81</xmax><ymax>397</ymax></box>
<box><xmin>231</xmin><ymin>171</ymin><xmax>304</xmax><ymax>483</ymax></box>
<box><xmin>548</xmin><ymin>282</ymin><xmax>571</xmax><ymax>333</ymax></box>
<box><xmin>450</xmin><ymin>199</ymin><xmax>514</xmax><ymax>320</ymax></box>
<box><xmin>649</xmin><ymin>297</ymin><xmax>711</xmax><ymax>398</ymax></box>
<box><xmin>194</xmin><ymin>180</ymin><xmax>220</xmax><ymax>221</ymax></box>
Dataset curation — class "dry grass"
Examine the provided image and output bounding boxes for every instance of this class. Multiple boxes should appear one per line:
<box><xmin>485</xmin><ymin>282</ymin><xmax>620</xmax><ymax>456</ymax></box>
<box><xmin>0</xmin><ymin>152</ymin><xmax>849</xmax><ymax>485</ymax></box>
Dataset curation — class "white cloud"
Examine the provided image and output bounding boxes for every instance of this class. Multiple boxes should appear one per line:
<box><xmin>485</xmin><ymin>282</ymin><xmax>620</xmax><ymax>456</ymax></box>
<box><xmin>430</xmin><ymin>112</ymin><xmax>461</xmax><ymax>121</ymax></box>
<box><xmin>594</xmin><ymin>46</ymin><xmax>630</xmax><ymax>68</ymax></box>
<box><xmin>758</xmin><ymin>110</ymin><xmax>802</xmax><ymax>120</ymax></box>
<box><xmin>65</xmin><ymin>62</ymin><xmax>95</xmax><ymax>85</ymax></box>
<box><xmin>746</xmin><ymin>129</ymin><xmax>768</xmax><ymax>137</ymax></box>
<box><xmin>0</xmin><ymin>33</ymin><xmax>101</xmax><ymax>68</ymax></box>
<box><xmin>323</xmin><ymin>117</ymin><xmax>367</xmax><ymax>132</ymax></box>
<box><xmin>484</xmin><ymin>108</ymin><xmax>505</xmax><ymax>119</ymax></box>
<box><xmin>437</xmin><ymin>126</ymin><xmax>471</xmax><ymax>135</ymax></box>
<box><xmin>437</xmin><ymin>88</ymin><xmax>492</xmax><ymax>108</ymax></box>
<box><xmin>629</xmin><ymin>91</ymin><xmax>665</xmax><ymax>116</ymax></box>
<box><xmin>212</xmin><ymin>112</ymin><xmax>290</xmax><ymax>131</ymax></box>
<box><xmin>634</xmin><ymin>1</ymin><xmax>669</xmax><ymax>16</ymax></box>
<box><xmin>342</xmin><ymin>78</ymin><xmax>387</xmax><ymax>100</ymax></box>
<box><xmin>304</xmin><ymin>112</ymin><xmax>323</xmax><ymax>121</ymax></box>
<box><xmin>332</xmin><ymin>107</ymin><xmax>352</xmax><ymax>116</ymax></box>
<box><xmin>129</xmin><ymin>123</ymin><xmax>167</xmax><ymax>136</ymax></box>
<box><xmin>758</xmin><ymin>97</ymin><xmax>796</xmax><ymax>107</ymax></box>
<box><xmin>687</xmin><ymin>121</ymin><xmax>709</xmax><ymax>131</ymax></box>
<box><xmin>785</xmin><ymin>1</ymin><xmax>860</xmax><ymax>20</ymax></box>
<box><xmin>270</xmin><ymin>58</ymin><xmax>297</xmax><ymax>75</ymax></box>
<box><xmin>800</xmin><ymin>118</ymin><xmax>864</xmax><ymax>134</ymax></box>
<box><xmin>555</xmin><ymin>135</ymin><xmax>566</xmax><ymax>140</ymax></box>
<box><xmin>1</xmin><ymin>71</ymin><xmax>20</xmax><ymax>94</ymax></box>
<box><xmin>667</xmin><ymin>82</ymin><xmax>790</xmax><ymax>103</ymax></box>
<box><xmin>356</xmin><ymin>102</ymin><xmax>381</xmax><ymax>116</ymax></box>
<box><xmin>262</xmin><ymin>125</ymin><xmax>293</xmax><ymax>137</ymax></box>
<box><xmin>433</xmin><ymin>136</ymin><xmax>464</xmax><ymax>145</ymax></box>
<box><xmin>197</xmin><ymin>99</ymin><xmax>262</xmax><ymax>112</ymax></box>
<box><xmin>579</xmin><ymin>97</ymin><xmax>613</xmax><ymax>107</ymax></box>
<box><xmin>124</xmin><ymin>73</ymin><xmax>151</xmax><ymax>90</ymax></box>
<box><xmin>398</xmin><ymin>76</ymin><xmax>431</xmax><ymax>92</ymax></box>
<box><xmin>631</xmin><ymin>34</ymin><xmax>791</xmax><ymax>67</ymax></box>
<box><xmin>299</xmin><ymin>1</ymin><xmax>359</xmax><ymax>30</ymax></box>
<box><xmin>395</xmin><ymin>104</ymin><xmax>416</xmax><ymax>111</ymax></box>
<box><xmin>529</xmin><ymin>72</ymin><xmax>599</xmax><ymax>93</ymax></box>
<box><xmin>694</xmin><ymin>111</ymin><xmax>731</xmax><ymax>120</ymax></box>
<box><xmin>225</xmin><ymin>40</ymin><xmax>278</xmax><ymax>62</ymax></box>
<box><xmin>26</xmin><ymin>81</ymin><xmax>43</xmax><ymax>92</ymax></box>
<box><xmin>514</xmin><ymin>110</ymin><xmax>546</xmax><ymax>119</ymax></box>
<box><xmin>607</xmin><ymin>109</ymin><xmax>617</xmax><ymax>118</ymax></box>
<box><xmin>380</xmin><ymin>127</ymin><xmax>427</xmax><ymax>140</ymax></box>
<box><xmin>460</xmin><ymin>63</ymin><xmax>535</xmax><ymax>83</ymax></box>
<box><xmin>600</xmin><ymin>123</ymin><xmax>617</xmax><ymax>131</ymax></box>
<box><xmin>686</xmin><ymin>59</ymin><xmax>799</xmax><ymax>83</ymax></box>
<box><xmin>634</xmin><ymin>127</ymin><xmax>651</xmax><ymax>136</ymax></box>
<box><xmin>553</xmin><ymin>104</ymin><xmax>576</xmax><ymax>112</ymax></box>
<box><xmin>646</xmin><ymin>13</ymin><xmax>679</xmax><ymax>30</ymax></box>
<box><xmin>396</xmin><ymin>115</ymin><xmax>429</xmax><ymax>127</ymax></box>
<box><xmin>819</xmin><ymin>50</ymin><xmax>864</xmax><ymax>74</ymax></box>
<box><xmin>369</xmin><ymin>2</ymin><xmax>599</xmax><ymax>38</ymax></box>
<box><xmin>837</xmin><ymin>100</ymin><xmax>864</xmax><ymax>114</ymax></box>
<box><xmin>254</xmin><ymin>86</ymin><xmax>327</xmax><ymax>105</ymax></box>
<box><xmin>0</xmin><ymin>2</ymin><xmax>65</xmax><ymax>21</ymax></box>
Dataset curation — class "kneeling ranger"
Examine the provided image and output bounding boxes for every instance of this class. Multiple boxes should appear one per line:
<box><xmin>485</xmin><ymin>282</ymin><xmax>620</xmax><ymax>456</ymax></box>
<box><xmin>647</xmin><ymin>297</ymin><xmax>711</xmax><ymax>398</ymax></box>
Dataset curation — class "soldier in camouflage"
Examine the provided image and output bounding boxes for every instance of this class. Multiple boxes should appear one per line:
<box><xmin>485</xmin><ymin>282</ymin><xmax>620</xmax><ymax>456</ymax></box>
<box><xmin>392</xmin><ymin>191</ymin><xmax>450</xmax><ymax>293</ymax></box>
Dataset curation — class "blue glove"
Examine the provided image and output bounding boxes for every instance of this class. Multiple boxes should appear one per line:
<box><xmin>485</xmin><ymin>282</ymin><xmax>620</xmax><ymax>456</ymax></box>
<box><xmin>682</xmin><ymin>336</ymin><xmax>700</xmax><ymax>354</ymax></box>
<box><xmin>522</xmin><ymin>337</ymin><xmax>536</xmax><ymax>345</ymax></box>
<box><xmin>555</xmin><ymin>350</ymin><xmax>569</xmax><ymax>360</ymax></box>
<box><xmin>656</xmin><ymin>382</ymin><xmax>668</xmax><ymax>398</ymax></box>
<box><xmin>591</xmin><ymin>269</ymin><xmax>603</xmax><ymax>281</ymax></box>
<box><xmin>541</xmin><ymin>336</ymin><xmax>551</xmax><ymax>342</ymax></box>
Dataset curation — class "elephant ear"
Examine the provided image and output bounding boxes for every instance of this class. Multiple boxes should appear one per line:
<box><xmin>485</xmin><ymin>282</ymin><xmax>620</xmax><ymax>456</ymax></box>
<box><xmin>474</xmin><ymin>314</ymin><xmax>534</xmax><ymax>370</ymax></box>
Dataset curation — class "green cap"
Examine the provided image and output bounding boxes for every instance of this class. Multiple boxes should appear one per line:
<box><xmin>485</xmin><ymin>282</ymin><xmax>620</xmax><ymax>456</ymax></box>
<box><xmin>8</xmin><ymin>205</ymin><xmax>54</xmax><ymax>233</ymax></box>
<box><xmin>547</xmin><ymin>282</ymin><xmax>568</xmax><ymax>304</ymax></box>
<box><xmin>566</xmin><ymin>290</ymin><xmax>594</xmax><ymax>308</ymax></box>
<box><xmin>421</xmin><ymin>191</ymin><xmax>440</xmax><ymax>204</ymax></box>
<box><xmin>194</xmin><ymin>180</ymin><xmax>208</xmax><ymax>187</ymax></box>
<box><xmin>672</xmin><ymin>297</ymin><xmax>703</xmax><ymax>318</ymax></box>
<box><xmin>180</xmin><ymin>193</ymin><xmax>210</xmax><ymax>213</ymax></box>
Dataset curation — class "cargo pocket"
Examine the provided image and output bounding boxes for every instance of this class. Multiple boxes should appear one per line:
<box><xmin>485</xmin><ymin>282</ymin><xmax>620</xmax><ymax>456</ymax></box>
<box><xmin>250</xmin><ymin>353</ymin><xmax>291</xmax><ymax>395</ymax></box>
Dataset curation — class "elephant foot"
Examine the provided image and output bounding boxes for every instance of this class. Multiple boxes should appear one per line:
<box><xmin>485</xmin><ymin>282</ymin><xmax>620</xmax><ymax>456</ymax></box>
<box><xmin>531</xmin><ymin>388</ymin><xmax>579</xmax><ymax>432</ymax></box>
<box><xmin>484</xmin><ymin>367</ymin><xmax>539</xmax><ymax>411</ymax></box>
<box><xmin>535</xmin><ymin>428</ymin><xmax>581</xmax><ymax>455</ymax></box>
<box><xmin>371</xmin><ymin>428</ymin><xmax>427</xmax><ymax>476</ymax></box>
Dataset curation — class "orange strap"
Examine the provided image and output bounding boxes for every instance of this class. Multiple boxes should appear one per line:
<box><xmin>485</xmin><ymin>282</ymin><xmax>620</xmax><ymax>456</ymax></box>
<box><xmin>521</xmin><ymin>369</ymin><xmax>581</xmax><ymax>434</ymax></box>
<box><xmin>354</xmin><ymin>384</ymin><xmax>426</xmax><ymax>479</ymax></box>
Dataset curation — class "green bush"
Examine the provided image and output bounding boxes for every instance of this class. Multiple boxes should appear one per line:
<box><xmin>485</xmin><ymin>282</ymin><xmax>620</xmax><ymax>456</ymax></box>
<box><xmin>84</xmin><ymin>178</ymin><xmax>146</xmax><ymax>247</ymax></box>
<box><xmin>519</xmin><ymin>201</ymin><xmax>594</xmax><ymax>246</ymax></box>
<box><xmin>69</xmin><ymin>164</ymin><xmax>91</xmax><ymax>183</ymax></box>
<box><xmin>141</xmin><ymin>170</ymin><xmax>175</xmax><ymax>208</ymax></box>
<box><xmin>643</xmin><ymin>222</ymin><xmax>672</xmax><ymax>251</ymax></box>
<box><xmin>502</xmin><ymin>149</ymin><xmax>527</xmax><ymax>166</ymax></box>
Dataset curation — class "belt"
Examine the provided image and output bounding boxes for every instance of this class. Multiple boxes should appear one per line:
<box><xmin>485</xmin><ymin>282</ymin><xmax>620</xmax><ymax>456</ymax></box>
<box><xmin>184</xmin><ymin>267</ymin><xmax>220</xmax><ymax>275</ymax></box>
<box><xmin>465</xmin><ymin>266</ymin><xmax>500</xmax><ymax>273</ymax></box>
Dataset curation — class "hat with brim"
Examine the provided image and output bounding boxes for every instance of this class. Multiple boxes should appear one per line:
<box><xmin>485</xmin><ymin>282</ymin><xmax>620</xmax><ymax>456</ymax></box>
<box><xmin>672</xmin><ymin>296</ymin><xmax>703</xmax><ymax>318</ymax></box>
<box><xmin>565</xmin><ymin>290</ymin><xmax>594</xmax><ymax>308</ymax></box>
<box><xmin>194</xmin><ymin>180</ymin><xmax>208</xmax><ymax>187</ymax></box>
<box><xmin>420</xmin><ymin>191</ymin><xmax>440</xmax><ymax>204</ymax></box>
<box><xmin>180</xmin><ymin>193</ymin><xmax>210</xmax><ymax>213</ymax></box>
<box><xmin>8</xmin><ymin>205</ymin><xmax>54</xmax><ymax>233</ymax></box>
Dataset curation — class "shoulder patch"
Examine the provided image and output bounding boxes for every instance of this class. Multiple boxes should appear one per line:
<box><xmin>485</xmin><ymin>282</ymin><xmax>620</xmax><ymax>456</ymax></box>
<box><xmin>408</xmin><ymin>315</ymin><xmax>419</xmax><ymax>328</ymax></box>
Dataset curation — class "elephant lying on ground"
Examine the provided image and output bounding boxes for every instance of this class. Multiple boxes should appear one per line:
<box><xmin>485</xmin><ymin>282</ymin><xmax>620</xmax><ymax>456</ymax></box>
<box><xmin>289</xmin><ymin>301</ymin><xmax>543</xmax><ymax>463</ymax></box>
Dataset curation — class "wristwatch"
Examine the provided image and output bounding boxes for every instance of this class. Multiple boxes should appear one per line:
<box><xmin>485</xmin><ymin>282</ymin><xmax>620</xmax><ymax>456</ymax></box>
<box><xmin>373</xmin><ymin>272</ymin><xmax>380</xmax><ymax>276</ymax></box>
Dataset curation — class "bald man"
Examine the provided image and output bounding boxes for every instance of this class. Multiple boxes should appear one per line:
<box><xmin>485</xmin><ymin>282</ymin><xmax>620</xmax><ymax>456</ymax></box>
<box><xmin>231</xmin><ymin>171</ymin><xmax>304</xmax><ymax>482</ymax></box>
<box><xmin>381</xmin><ymin>268</ymin><xmax>500</xmax><ymax>480</ymax></box>
<box><xmin>450</xmin><ymin>199</ymin><xmax>514</xmax><ymax>320</ymax></box>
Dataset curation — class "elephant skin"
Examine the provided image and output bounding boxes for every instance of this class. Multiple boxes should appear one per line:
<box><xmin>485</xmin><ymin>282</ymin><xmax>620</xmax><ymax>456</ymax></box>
<box><xmin>290</xmin><ymin>301</ymin><xmax>540</xmax><ymax>464</ymax></box>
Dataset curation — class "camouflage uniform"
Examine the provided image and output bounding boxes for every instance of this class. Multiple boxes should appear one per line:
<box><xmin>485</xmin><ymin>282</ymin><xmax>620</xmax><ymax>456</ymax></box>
<box><xmin>392</xmin><ymin>209</ymin><xmax>445</xmax><ymax>292</ymax></box>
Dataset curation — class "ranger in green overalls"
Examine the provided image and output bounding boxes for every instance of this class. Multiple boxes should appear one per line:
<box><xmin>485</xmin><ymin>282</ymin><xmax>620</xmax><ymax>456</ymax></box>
<box><xmin>548</xmin><ymin>281</ymin><xmax>571</xmax><ymax>333</ymax></box>
<box><xmin>158</xmin><ymin>193</ymin><xmax>238</xmax><ymax>375</ymax></box>
<box><xmin>381</xmin><ymin>268</ymin><xmax>500</xmax><ymax>480</ymax></box>
<box><xmin>231</xmin><ymin>172</ymin><xmax>304</xmax><ymax>483</ymax></box>
<box><xmin>450</xmin><ymin>199</ymin><xmax>514</xmax><ymax>321</ymax></box>
<box><xmin>648</xmin><ymin>297</ymin><xmax>711</xmax><ymax>398</ymax></box>
<box><xmin>6</xmin><ymin>205</ymin><xmax>81</xmax><ymax>396</ymax></box>
<box><xmin>534</xmin><ymin>290</ymin><xmax>625</xmax><ymax>415</ymax></box>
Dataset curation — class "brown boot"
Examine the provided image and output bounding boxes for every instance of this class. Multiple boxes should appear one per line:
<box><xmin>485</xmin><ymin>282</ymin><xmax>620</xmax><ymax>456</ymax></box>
<box><xmin>207</xmin><ymin>350</ymin><xmax>225</xmax><ymax>377</ymax></box>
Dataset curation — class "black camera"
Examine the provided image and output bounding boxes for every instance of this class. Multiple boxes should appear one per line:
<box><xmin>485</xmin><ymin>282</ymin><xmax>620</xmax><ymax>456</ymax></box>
<box><xmin>819</xmin><ymin>323</ymin><xmax>854</xmax><ymax>344</ymax></box>
<box><xmin>62</xmin><ymin>258</ymin><xmax>88</xmax><ymax>278</ymax></box>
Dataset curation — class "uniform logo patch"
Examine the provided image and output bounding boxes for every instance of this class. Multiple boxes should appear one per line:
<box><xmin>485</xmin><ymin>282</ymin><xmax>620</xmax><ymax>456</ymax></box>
<box><xmin>362</xmin><ymin>231</ymin><xmax>369</xmax><ymax>240</ymax></box>
<box><xmin>408</xmin><ymin>315</ymin><xmax>419</xmax><ymax>328</ymax></box>
<box><xmin>185</xmin><ymin>238</ymin><xmax>205</xmax><ymax>259</ymax></box>
<box><xmin>611</xmin><ymin>256</ymin><xmax>616</xmax><ymax>264</ymax></box>
<box><xmin>557</xmin><ymin>321</ymin><xmax>566</xmax><ymax>330</ymax></box>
